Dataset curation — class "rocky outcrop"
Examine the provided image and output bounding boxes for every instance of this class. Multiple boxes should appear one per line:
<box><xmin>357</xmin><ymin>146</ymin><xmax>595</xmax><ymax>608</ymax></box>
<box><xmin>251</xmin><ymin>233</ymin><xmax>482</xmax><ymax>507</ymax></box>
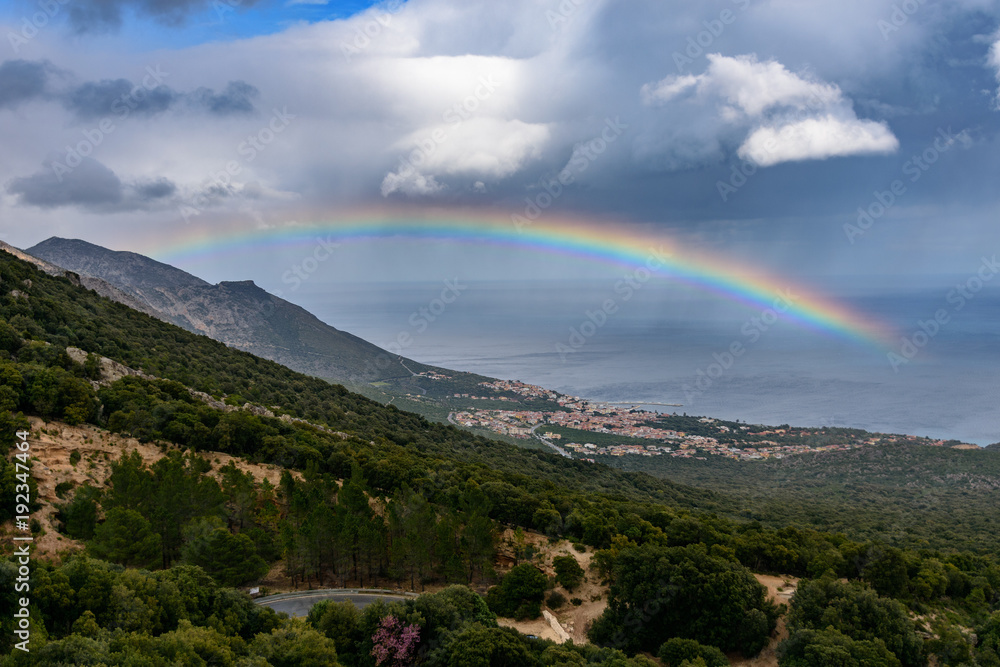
<box><xmin>66</xmin><ymin>346</ymin><xmax>155</xmax><ymax>385</ymax></box>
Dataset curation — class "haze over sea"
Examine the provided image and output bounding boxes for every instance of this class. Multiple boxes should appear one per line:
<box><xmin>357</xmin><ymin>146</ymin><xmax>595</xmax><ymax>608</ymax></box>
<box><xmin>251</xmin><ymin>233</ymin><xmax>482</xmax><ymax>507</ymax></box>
<box><xmin>302</xmin><ymin>280</ymin><xmax>999</xmax><ymax>446</ymax></box>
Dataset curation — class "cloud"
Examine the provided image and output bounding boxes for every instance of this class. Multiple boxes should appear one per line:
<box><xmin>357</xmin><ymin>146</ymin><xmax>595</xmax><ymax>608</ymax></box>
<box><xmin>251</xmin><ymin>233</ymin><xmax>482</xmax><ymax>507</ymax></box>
<box><xmin>2</xmin><ymin>0</ymin><xmax>994</xmax><ymax>238</ymax></box>
<box><xmin>6</xmin><ymin>158</ymin><xmax>177</xmax><ymax>211</ymax></box>
<box><xmin>639</xmin><ymin>54</ymin><xmax>898</xmax><ymax>168</ymax></box>
<box><xmin>189</xmin><ymin>80</ymin><xmax>260</xmax><ymax>115</ymax></box>
<box><xmin>643</xmin><ymin>57</ymin><xmax>843</xmax><ymax>116</ymax></box>
<box><xmin>0</xmin><ymin>60</ymin><xmax>53</xmax><ymax>109</ymax></box>
<box><xmin>0</xmin><ymin>59</ymin><xmax>259</xmax><ymax>120</ymax></box>
<box><xmin>66</xmin><ymin>0</ymin><xmax>263</xmax><ymax>33</ymax></box>
<box><xmin>134</xmin><ymin>178</ymin><xmax>177</xmax><ymax>199</ymax></box>
<box><xmin>381</xmin><ymin>118</ymin><xmax>550</xmax><ymax>197</ymax></box>
<box><xmin>990</xmin><ymin>35</ymin><xmax>1000</xmax><ymax>108</ymax></box>
<box><xmin>380</xmin><ymin>171</ymin><xmax>444</xmax><ymax>197</ymax></box>
<box><xmin>739</xmin><ymin>115</ymin><xmax>901</xmax><ymax>166</ymax></box>
<box><xmin>7</xmin><ymin>158</ymin><xmax>123</xmax><ymax>208</ymax></box>
<box><xmin>64</xmin><ymin>79</ymin><xmax>177</xmax><ymax>119</ymax></box>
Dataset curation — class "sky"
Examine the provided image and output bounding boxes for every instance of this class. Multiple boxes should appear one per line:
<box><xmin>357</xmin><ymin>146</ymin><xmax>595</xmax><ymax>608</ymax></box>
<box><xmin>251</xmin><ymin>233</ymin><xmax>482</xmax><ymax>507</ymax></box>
<box><xmin>1</xmin><ymin>0</ymin><xmax>999</xmax><ymax>289</ymax></box>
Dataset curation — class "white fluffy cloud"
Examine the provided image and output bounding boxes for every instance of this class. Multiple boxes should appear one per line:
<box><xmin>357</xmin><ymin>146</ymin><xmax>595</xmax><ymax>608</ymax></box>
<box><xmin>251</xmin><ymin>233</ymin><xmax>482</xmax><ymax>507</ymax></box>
<box><xmin>739</xmin><ymin>115</ymin><xmax>900</xmax><ymax>167</ymax></box>
<box><xmin>990</xmin><ymin>35</ymin><xmax>1000</xmax><ymax>108</ymax></box>
<box><xmin>641</xmin><ymin>54</ymin><xmax>898</xmax><ymax>168</ymax></box>
<box><xmin>380</xmin><ymin>118</ymin><xmax>550</xmax><ymax>197</ymax></box>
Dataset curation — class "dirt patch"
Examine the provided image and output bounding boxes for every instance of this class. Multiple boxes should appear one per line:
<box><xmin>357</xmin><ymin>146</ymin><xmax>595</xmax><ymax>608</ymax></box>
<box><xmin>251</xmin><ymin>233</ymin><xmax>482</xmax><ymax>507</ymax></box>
<box><xmin>493</xmin><ymin>529</ymin><xmax>608</xmax><ymax>644</ymax></box>
<box><xmin>2</xmin><ymin>417</ymin><xmax>298</xmax><ymax>561</ymax></box>
<box><xmin>728</xmin><ymin>574</ymin><xmax>799</xmax><ymax>667</ymax></box>
<box><xmin>497</xmin><ymin>616</ymin><xmax>563</xmax><ymax>643</ymax></box>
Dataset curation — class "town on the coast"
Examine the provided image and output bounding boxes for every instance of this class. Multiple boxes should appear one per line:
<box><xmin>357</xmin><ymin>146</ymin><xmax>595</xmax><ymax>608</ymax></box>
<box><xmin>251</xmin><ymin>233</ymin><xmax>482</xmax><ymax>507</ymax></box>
<box><xmin>443</xmin><ymin>379</ymin><xmax>959</xmax><ymax>462</ymax></box>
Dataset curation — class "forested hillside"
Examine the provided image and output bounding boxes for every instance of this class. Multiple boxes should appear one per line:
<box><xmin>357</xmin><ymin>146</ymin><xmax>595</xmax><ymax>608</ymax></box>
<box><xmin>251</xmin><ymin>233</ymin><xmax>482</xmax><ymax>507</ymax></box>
<box><xmin>2</xmin><ymin>249</ymin><xmax>999</xmax><ymax>666</ymax></box>
<box><xmin>598</xmin><ymin>442</ymin><xmax>1000</xmax><ymax>553</ymax></box>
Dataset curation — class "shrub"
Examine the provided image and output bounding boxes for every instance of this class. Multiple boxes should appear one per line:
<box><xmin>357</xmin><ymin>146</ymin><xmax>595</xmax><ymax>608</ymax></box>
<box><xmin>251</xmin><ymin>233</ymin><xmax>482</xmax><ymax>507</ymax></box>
<box><xmin>658</xmin><ymin>637</ymin><xmax>728</xmax><ymax>667</ymax></box>
<box><xmin>485</xmin><ymin>564</ymin><xmax>548</xmax><ymax>620</ymax></box>
<box><xmin>553</xmin><ymin>555</ymin><xmax>585</xmax><ymax>592</ymax></box>
<box><xmin>588</xmin><ymin>543</ymin><xmax>779</xmax><ymax>656</ymax></box>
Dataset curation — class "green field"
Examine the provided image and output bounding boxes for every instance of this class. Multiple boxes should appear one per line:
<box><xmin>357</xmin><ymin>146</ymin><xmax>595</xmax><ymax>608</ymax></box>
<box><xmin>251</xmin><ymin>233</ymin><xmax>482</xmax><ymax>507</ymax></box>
<box><xmin>541</xmin><ymin>424</ymin><xmax>662</xmax><ymax>450</ymax></box>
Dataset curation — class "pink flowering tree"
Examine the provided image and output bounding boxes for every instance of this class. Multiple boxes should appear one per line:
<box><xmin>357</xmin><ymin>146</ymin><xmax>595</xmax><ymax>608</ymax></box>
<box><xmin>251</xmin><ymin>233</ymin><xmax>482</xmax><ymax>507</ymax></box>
<box><xmin>371</xmin><ymin>615</ymin><xmax>421</xmax><ymax>667</ymax></box>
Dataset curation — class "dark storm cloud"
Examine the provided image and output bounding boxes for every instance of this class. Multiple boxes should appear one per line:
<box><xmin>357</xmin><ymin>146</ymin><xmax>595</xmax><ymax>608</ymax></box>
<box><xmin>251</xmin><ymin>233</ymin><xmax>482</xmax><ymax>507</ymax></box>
<box><xmin>64</xmin><ymin>78</ymin><xmax>178</xmax><ymax>119</ymax></box>
<box><xmin>0</xmin><ymin>60</ymin><xmax>53</xmax><ymax>109</ymax></box>
<box><xmin>6</xmin><ymin>158</ymin><xmax>178</xmax><ymax>211</ymax></box>
<box><xmin>189</xmin><ymin>80</ymin><xmax>259</xmax><ymax>115</ymax></box>
<box><xmin>66</xmin><ymin>0</ymin><xmax>262</xmax><ymax>33</ymax></box>
<box><xmin>7</xmin><ymin>157</ymin><xmax>123</xmax><ymax>208</ymax></box>
<box><xmin>134</xmin><ymin>178</ymin><xmax>176</xmax><ymax>199</ymax></box>
<box><xmin>61</xmin><ymin>77</ymin><xmax>257</xmax><ymax>119</ymax></box>
<box><xmin>0</xmin><ymin>58</ymin><xmax>259</xmax><ymax>119</ymax></box>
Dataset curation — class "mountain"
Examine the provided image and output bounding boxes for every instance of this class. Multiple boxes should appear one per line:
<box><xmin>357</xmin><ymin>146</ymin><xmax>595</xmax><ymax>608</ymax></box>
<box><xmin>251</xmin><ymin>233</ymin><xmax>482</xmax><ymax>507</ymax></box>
<box><xmin>25</xmin><ymin>237</ymin><xmax>436</xmax><ymax>386</ymax></box>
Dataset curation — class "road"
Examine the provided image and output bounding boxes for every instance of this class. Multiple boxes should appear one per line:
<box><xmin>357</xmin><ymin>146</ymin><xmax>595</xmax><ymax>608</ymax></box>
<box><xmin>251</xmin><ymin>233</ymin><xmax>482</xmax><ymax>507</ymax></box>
<box><xmin>397</xmin><ymin>359</ymin><xmax>428</xmax><ymax>395</ymax></box>
<box><xmin>256</xmin><ymin>589</ymin><xmax>417</xmax><ymax>618</ymax></box>
<box><xmin>447</xmin><ymin>414</ymin><xmax>572</xmax><ymax>458</ymax></box>
<box><xmin>531</xmin><ymin>423</ymin><xmax>572</xmax><ymax>458</ymax></box>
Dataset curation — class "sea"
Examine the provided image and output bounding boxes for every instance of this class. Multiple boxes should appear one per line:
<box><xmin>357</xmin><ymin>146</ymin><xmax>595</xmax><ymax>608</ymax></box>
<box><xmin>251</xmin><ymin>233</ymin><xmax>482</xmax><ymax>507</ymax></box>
<box><xmin>299</xmin><ymin>280</ymin><xmax>999</xmax><ymax>446</ymax></box>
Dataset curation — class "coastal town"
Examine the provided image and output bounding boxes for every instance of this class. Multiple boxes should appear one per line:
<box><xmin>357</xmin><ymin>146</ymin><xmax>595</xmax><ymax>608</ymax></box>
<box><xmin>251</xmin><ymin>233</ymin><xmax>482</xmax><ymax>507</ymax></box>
<box><xmin>445</xmin><ymin>379</ymin><xmax>957</xmax><ymax>462</ymax></box>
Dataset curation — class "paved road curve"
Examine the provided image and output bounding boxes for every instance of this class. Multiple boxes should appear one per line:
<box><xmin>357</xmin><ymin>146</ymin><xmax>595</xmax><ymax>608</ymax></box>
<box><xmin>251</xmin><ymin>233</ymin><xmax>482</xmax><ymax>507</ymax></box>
<box><xmin>255</xmin><ymin>589</ymin><xmax>417</xmax><ymax>618</ymax></box>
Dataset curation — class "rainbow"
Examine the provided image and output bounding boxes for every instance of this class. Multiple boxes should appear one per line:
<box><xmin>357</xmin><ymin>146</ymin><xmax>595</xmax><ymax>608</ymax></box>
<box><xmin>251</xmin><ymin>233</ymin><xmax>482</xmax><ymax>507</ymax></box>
<box><xmin>149</xmin><ymin>209</ymin><xmax>895</xmax><ymax>347</ymax></box>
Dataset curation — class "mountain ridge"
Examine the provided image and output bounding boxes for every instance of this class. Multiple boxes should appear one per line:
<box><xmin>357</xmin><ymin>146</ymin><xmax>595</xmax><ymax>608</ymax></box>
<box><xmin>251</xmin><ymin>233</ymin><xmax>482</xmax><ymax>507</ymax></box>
<box><xmin>24</xmin><ymin>236</ymin><xmax>438</xmax><ymax>386</ymax></box>
<box><xmin>0</xmin><ymin>239</ymin><xmax>165</xmax><ymax>320</ymax></box>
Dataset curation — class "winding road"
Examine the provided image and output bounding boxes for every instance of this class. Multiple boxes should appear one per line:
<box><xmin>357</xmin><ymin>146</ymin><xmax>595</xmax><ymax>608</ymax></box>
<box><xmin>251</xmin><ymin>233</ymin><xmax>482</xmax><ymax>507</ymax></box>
<box><xmin>255</xmin><ymin>588</ymin><xmax>417</xmax><ymax>618</ymax></box>
<box><xmin>531</xmin><ymin>423</ymin><xmax>572</xmax><ymax>458</ymax></box>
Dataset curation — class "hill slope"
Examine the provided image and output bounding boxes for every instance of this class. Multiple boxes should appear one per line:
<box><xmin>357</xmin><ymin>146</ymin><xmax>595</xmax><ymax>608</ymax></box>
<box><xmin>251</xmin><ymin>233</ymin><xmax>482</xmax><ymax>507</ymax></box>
<box><xmin>599</xmin><ymin>440</ymin><xmax>1000</xmax><ymax>552</ymax></box>
<box><xmin>26</xmin><ymin>237</ymin><xmax>436</xmax><ymax>385</ymax></box>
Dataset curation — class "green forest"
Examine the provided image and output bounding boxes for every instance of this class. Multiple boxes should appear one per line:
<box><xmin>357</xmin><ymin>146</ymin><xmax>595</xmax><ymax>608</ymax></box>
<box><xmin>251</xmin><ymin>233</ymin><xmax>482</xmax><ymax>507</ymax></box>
<box><xmin>1</xmin><ymin>250</ymin><xmax>999</xmax><ymax>665</ymax></box>
<box><xmin>596</xmin><ymin>440</ymin><xmax>1000</xmax><ymax>554</ymax></box>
